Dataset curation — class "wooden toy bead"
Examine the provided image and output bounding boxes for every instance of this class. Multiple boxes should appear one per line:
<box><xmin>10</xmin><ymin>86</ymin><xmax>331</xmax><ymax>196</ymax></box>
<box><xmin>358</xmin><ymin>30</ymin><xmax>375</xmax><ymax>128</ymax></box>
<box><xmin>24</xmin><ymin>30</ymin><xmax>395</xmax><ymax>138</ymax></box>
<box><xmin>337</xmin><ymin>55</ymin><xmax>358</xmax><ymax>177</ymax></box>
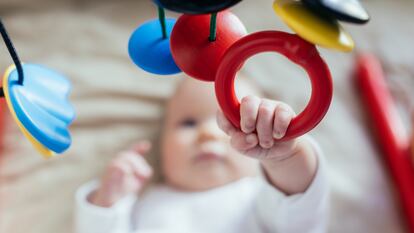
<box><xmin>170</xmin><ymin>11</ymin><xmax>247</xmax><ymax>82</ymax></box>
<box><xmin>273</xmin><ymin>0</ymin><xmax>354</xmax><ymax>52</ymax></box>
<box><xmin>153</xmin><ymin>0</ymin><xmax>242</xmax><ymax>14</ymax></box>
<box><xmin>215</xmin><ymin>31</ymin><xmax>333</xmax><ymax>141</ymax></box>
<box><xmin>302</xmin><ymin>0</ymin><xmax>370</xmax><ymax>24</ymax></box>
<box><xmin>128</xmin><ymin>18</ymin><xmax>181</xmax><ymax>75</ymax></box>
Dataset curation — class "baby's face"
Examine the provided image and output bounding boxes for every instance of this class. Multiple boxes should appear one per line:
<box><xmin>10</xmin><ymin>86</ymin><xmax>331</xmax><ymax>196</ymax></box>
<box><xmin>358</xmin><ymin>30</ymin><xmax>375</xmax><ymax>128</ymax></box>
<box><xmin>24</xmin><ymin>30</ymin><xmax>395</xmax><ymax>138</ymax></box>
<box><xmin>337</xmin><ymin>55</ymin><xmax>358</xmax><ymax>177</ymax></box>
<box><xmin>161</xmin><ymin>78</ymin><xmax>260</xmax><ymax>191</ymax></box>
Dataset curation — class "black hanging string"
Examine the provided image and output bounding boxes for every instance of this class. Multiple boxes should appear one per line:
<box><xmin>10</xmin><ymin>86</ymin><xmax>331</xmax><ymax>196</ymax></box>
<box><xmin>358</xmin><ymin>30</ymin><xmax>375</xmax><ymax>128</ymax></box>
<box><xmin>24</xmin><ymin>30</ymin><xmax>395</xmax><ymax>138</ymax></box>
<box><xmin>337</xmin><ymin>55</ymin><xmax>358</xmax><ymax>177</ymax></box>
<box><xmin>0</xmin><ymin>18</ymin><xmax>25</xmax><ymax>97</ymax></box>
<box><xmin>158</xmin><ymin>6</ymin><xmax>168</xmax><ymax>39</ymax></box>
<box><xmin>209</xmin><ymin>12</ymin><xmax>217</xmax><ymax>42</ymax></box>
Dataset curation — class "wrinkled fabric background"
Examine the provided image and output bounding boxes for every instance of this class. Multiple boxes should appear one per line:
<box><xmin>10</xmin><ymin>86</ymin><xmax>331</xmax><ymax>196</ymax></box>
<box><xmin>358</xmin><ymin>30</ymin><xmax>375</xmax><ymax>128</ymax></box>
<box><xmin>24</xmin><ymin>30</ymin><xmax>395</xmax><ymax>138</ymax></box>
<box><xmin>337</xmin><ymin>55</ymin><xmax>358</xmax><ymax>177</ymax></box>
<box><xmin>0</xmin><ymin>0</ymin><xmax>413</xmax><ymax>232</ymax></box>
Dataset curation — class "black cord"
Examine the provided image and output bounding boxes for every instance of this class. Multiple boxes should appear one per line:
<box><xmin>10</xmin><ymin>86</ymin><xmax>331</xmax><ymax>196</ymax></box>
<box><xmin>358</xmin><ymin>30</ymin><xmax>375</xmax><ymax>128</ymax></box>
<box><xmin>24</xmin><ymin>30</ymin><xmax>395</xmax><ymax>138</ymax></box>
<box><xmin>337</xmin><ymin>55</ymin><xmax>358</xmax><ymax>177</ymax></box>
<box><xmin>0</xmin><ymin>18</ymin><xmax>24</xmax><ymax>97</ymax></box>
<box><xmin>209</xmin><ymin>12</ymin><xmax>217</xmax><ymax>42</ymax></box>
<box><xmin>158</xmin><ymin>7</ymin><xmax>167</xmax><ymax>39</ymax></box>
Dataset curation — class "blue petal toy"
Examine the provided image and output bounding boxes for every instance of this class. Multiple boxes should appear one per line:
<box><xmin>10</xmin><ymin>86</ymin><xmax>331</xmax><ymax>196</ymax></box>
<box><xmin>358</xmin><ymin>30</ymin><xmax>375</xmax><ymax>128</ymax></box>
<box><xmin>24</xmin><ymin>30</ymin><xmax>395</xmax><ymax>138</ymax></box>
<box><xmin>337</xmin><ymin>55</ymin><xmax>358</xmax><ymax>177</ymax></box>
<box><xmin>3</xmin><ymin>64</ymin><xmax>75</xmax><ymax>156</ymax></box>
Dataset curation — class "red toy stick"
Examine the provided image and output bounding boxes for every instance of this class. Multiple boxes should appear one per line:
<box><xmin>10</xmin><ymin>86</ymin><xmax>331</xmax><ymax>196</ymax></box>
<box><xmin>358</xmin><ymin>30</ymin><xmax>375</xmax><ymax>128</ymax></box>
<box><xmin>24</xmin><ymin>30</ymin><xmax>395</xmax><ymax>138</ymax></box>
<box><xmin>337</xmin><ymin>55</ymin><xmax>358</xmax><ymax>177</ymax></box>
<box><xmin>355</xmin><ymin>53</ymin><xmax>414</xmax><ymax>231</ymax></box>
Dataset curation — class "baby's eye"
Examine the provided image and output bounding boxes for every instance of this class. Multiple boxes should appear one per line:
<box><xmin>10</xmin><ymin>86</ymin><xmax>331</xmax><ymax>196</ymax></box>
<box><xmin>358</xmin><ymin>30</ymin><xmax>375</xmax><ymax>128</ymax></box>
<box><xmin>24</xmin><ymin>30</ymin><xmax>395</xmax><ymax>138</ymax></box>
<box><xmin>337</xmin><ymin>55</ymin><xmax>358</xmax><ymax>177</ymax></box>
<box><xmin>179</xmin><ymin>118</ymin><xmax>197</xmax><ymax>127</ymax></box>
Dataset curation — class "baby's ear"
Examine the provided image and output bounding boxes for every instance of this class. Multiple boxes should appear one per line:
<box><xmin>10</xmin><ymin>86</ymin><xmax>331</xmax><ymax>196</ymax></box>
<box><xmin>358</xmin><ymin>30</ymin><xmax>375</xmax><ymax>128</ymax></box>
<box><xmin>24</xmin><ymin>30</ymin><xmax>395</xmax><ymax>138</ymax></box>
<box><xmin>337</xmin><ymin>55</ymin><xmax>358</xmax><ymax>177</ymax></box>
<box><xmin>131</xmin><ymin>140</ymin><xmax>152</xmax><ymax>155</ymax></box>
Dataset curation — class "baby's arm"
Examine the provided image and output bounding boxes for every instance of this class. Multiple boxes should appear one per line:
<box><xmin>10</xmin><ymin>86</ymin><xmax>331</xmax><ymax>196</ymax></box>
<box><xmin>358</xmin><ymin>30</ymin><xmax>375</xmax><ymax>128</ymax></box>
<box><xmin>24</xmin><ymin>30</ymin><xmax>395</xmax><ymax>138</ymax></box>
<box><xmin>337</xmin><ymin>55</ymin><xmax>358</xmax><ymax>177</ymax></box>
<box><xmin>217</xmin><ymin>96</ymin><xmax>317</xmax><ymax>194</ymax></box>
<box><xmin>75</xmin><ymin>142</ymin><xmax>153</xmax><ymax>233</ymax></box>
<box><xmin>217</xmin><ymin>96</ymin><xmax>329</xmax><ymax>232</ymax></box>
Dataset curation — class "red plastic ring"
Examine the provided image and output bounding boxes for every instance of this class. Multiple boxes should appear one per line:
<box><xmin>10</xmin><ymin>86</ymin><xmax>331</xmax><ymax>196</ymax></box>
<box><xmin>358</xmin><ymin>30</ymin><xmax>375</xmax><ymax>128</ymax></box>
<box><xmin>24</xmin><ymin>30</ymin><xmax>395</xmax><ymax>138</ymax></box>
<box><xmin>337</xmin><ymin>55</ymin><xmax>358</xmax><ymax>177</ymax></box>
<box><xmin>215</xmin><ymin>31</ymin><xmax>333</xmax><ymax>141</ymax></box>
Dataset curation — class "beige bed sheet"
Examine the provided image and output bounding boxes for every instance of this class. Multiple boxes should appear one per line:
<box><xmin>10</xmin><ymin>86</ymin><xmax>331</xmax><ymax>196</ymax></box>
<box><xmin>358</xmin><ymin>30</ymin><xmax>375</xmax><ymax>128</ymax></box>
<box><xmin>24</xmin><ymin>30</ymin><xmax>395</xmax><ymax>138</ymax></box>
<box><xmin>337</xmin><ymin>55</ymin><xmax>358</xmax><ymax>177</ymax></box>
<box><xmin>0</xmin><ymin>0</ymin><xmax>413</xmax><ymax>232</ymax></box>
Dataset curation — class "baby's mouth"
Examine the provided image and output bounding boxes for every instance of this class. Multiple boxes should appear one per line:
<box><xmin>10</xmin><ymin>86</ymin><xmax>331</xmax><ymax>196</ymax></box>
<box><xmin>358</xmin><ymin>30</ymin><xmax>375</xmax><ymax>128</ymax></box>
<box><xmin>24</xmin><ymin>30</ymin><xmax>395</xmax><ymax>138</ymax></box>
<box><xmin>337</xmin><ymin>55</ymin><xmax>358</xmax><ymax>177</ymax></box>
<box><xmin>196</xmin><ymin>152</ymin><xmax>224</xmax><ymax>161</ymax></box>
<box><xmin>195</xmin><ymin>142</ymin><xmax>227</xmax><ymax>162</ymax></box>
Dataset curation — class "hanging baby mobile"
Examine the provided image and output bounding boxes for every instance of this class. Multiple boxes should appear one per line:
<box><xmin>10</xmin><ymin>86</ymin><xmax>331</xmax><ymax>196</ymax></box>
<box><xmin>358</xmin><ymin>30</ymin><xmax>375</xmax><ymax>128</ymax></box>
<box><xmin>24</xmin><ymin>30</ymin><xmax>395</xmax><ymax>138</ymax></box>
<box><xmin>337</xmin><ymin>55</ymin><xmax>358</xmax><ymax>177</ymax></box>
<box><xmin>128</xmin><ymin>0</ymin><xmax>370</xmax><ymax>141</ymax></box>
<box><xmin>0</xmin><ymin>19</ymin><xmax>75</xmax><ymax>158</ymax></box>
<box><xmin>0</xmin><ymin>0</ymin><xmax>369</xmax><ymax>157</ymax></box>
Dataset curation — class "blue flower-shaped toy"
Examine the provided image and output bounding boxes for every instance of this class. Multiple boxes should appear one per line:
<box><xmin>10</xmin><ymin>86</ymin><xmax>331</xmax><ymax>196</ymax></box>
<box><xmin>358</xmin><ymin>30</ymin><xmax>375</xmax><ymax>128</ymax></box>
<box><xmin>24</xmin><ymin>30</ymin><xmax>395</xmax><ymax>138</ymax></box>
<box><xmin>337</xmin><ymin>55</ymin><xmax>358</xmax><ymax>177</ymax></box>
<box><xmin>2</xmin><ymin>64</ymin><xmax>75</xmax><ymax>157</ymax></box>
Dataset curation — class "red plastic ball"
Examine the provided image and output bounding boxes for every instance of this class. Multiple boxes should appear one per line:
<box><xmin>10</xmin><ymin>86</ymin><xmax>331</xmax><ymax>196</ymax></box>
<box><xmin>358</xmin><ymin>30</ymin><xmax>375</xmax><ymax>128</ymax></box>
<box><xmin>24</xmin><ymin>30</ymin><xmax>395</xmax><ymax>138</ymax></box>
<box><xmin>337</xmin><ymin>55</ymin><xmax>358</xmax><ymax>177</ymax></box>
<box><xmin>170</xmin><ymin>11</ymin><xmax>247</xmax><ymax>82</ymax></box>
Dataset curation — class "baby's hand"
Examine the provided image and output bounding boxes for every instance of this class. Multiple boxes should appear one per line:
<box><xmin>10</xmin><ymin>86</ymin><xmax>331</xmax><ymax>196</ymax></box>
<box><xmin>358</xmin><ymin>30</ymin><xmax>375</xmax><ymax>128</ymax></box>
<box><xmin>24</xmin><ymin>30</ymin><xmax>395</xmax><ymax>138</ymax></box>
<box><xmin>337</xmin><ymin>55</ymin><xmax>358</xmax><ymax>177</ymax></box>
<box><xmin>218</xmin><ymin>96</ymin><xmax>319</xmax><ymax>194</ymax></box>
<box><xmin>89</xmin><ymin>141</ymin><xmax>153</xmax><ymax>207</ymax></box>
<box><xmin>217</xmin><ymin>96</ymin><xmax>297</xmax><ymax>161</ymax></box>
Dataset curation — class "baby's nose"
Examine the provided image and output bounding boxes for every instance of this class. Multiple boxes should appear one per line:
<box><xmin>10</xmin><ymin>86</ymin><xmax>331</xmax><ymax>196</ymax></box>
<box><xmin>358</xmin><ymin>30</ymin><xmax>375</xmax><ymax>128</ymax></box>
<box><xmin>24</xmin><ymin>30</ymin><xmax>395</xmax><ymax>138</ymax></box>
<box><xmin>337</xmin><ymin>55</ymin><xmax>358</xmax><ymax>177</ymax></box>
<box><xmin>197</xmin><ymin>118</ymin><xmax>225</xmax><ymax>143</ymax></box>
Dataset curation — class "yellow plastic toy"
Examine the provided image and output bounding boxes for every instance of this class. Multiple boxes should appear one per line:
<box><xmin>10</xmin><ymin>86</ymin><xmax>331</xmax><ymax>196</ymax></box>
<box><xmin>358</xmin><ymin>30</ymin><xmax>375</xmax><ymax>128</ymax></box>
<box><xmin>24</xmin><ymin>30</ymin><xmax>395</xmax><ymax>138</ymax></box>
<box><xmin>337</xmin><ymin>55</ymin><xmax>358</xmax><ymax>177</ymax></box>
<box><xmin>273</xmin><ymin>0</ymin><xmax>354</xmax><ymax>52</ymax></box>
<box><xmin>3</xmin><ymin>65</ymin><xmax>54</xmax><ymax>157</ymax></box>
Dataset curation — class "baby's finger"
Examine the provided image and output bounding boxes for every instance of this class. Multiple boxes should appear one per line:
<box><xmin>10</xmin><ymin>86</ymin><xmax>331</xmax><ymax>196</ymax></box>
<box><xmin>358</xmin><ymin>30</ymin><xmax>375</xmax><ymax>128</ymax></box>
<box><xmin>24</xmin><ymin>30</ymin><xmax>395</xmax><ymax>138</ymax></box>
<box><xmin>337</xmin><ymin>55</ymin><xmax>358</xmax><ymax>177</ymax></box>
<box><xmin>230</xmin><ymin>131</ymin><xmax>258</xmax><ymax>152</ymax></box>
<box><xmin>257</xmin><ymin>99</ymin><xmax>277</xmax><ymax>149</ymax></box>
<box><xmin>120</xmin><ymin>151</ymin><xmax>153</xmax><ymax>180</ymax></box>
<box><xmin>240</xmin><ymin>95</ymin><xmax>261</xmax><ymax>134</ymax></box>
<box><xmin>105</xmin><ymin>159</ymin><xmax>131</xmax><ymax>189</ymax></box>
<box><xmin>273</xmin><ymin>104</ymin><xmax>295</xmax><ymax>139</ymax></box>
<box><xmin>130</xmin><ymin>140</ymin><xmax>152</xmax><ymax>155</ymax></box>
<box><xmin>216</xmin><ymin>110</ymin><xmax>237</xmax><ymax>136</ymax></box>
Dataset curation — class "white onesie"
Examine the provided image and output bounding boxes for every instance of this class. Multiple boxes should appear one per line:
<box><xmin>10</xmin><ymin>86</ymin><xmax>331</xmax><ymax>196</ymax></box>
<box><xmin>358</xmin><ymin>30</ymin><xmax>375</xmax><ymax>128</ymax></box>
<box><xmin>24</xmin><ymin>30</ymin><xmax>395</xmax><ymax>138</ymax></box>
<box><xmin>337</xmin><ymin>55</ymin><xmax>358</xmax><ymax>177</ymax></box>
<box><xmin>75</xmin><ymin>140</ymin><xmax>329</xmax><ymax>233</ymax></box>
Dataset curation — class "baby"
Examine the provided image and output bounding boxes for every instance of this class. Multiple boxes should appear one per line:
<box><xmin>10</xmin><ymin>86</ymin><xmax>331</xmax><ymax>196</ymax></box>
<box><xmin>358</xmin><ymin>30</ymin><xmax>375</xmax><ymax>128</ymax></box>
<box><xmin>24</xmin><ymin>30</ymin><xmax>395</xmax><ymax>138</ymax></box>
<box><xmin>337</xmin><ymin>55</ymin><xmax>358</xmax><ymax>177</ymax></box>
<box><xmin>75</xmin><ymin>77</ymin><xmax>329</xmax><ymax>233</ymax></box>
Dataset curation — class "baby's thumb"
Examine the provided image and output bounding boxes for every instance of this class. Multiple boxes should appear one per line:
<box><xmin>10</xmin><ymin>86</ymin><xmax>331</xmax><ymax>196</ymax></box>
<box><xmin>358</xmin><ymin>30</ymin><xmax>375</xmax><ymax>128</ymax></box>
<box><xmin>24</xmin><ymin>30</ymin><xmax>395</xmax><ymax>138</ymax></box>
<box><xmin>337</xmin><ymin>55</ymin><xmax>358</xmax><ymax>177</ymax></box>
<box><xmin>130</xmin><ymin>140</ymin><xmax>152</xmax><ymax>155</ymax></box>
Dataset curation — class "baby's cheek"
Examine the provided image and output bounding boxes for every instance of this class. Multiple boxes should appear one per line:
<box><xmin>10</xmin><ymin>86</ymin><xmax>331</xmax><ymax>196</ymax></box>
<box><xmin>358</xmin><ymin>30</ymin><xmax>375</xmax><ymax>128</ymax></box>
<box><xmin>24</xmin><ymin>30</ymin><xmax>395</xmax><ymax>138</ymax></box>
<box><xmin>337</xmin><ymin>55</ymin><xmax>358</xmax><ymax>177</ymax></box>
<box><xmin>175</xmin><ymin>130</ymin><xmax>197</xmax><ymax>144</ymax></box>
<box><xmin>163</xmin><ymin>128</ymin><xmax>196</xmax><ymax>151</ymax></box>
<box><xmin>161</xmin><ymin>144</ymin><xmax>189</xmax><ymax>186</ymax></box>
<box><xmin>162</xmin><ymin>130</ymin><xmax>196</xmax><ymax>167</ymax></box>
